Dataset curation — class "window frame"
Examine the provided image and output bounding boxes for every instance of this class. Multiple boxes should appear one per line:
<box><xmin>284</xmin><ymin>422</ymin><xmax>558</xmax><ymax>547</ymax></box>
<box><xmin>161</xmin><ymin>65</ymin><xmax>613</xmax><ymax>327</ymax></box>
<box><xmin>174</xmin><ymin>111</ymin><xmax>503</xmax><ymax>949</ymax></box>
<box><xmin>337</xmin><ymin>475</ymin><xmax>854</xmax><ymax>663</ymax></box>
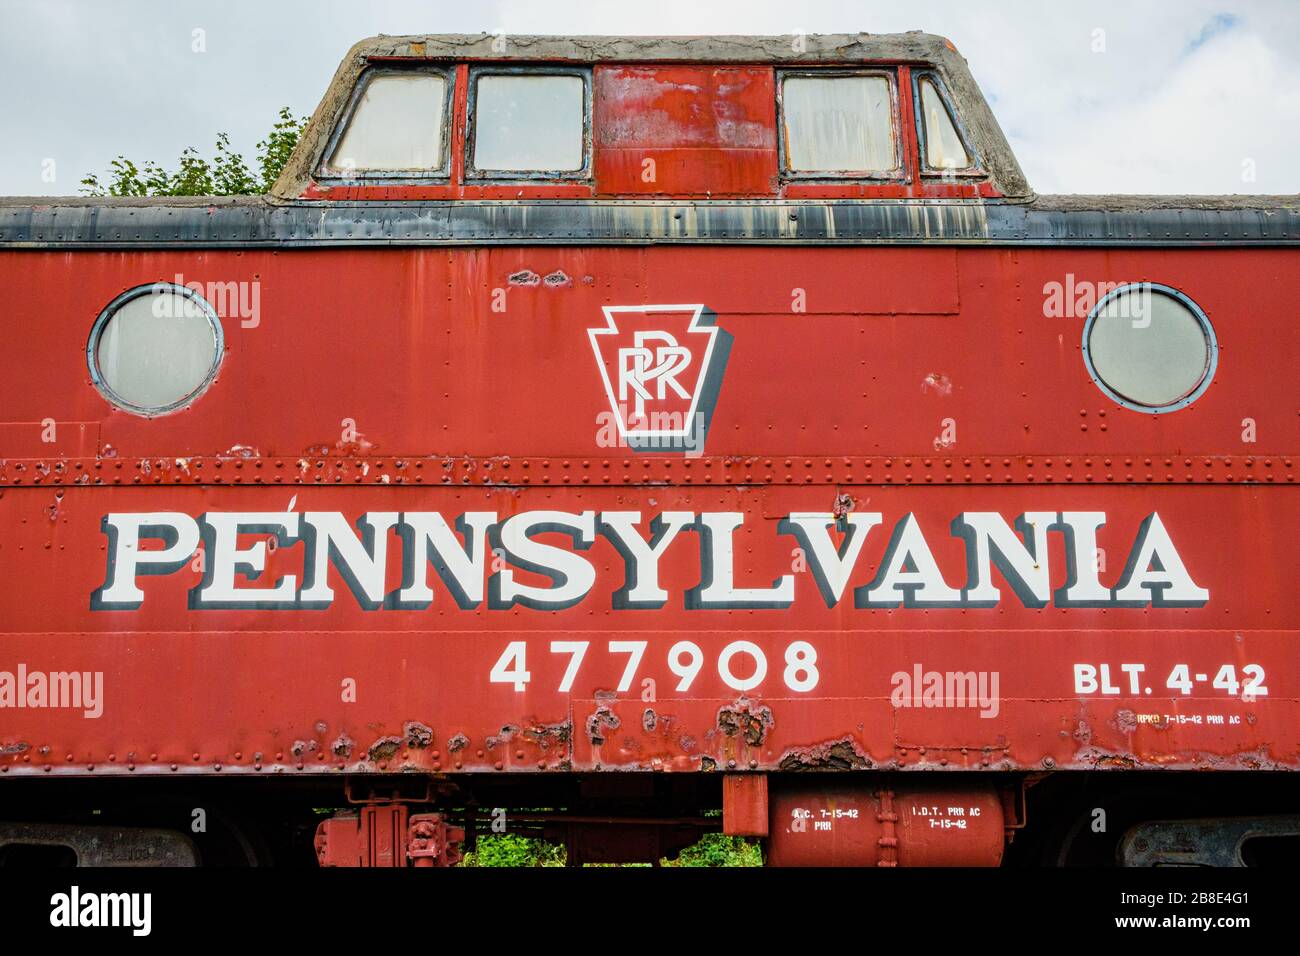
<box><xmin>775</xmin><ymin>68</ymin><xmax>904</xmax><ymax>182</ymax></box>
<box><xmin>86</xmin><ymin>282</ymin><xmax>225</xmax><ymax>418</ymax></box>
<box><xmin>465</xmin><ymin>65</ymin><xmax>594</xmax><ymax>182</ymax></box>
<box><xmin>318</xmin><ymin>64</ymin><xmax>457</xmax><ymax>183</ymax></box>
<box><xmin>911</xmin><ymin>70</ymin><xmax>982</xmax><ymax>178</ymax></box>
<box><xmin>1081</xmin><ymin>283</ymin><xmax>1218</xmax><ymax>415</ymax></box>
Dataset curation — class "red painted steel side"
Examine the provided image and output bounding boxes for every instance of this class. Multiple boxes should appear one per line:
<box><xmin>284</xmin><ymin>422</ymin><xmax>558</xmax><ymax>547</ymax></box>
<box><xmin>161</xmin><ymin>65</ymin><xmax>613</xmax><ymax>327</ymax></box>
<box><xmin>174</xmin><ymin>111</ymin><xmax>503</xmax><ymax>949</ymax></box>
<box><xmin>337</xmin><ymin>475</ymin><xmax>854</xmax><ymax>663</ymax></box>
<box><xmin>0</xmin><ymin>245</ymin><xmax>1295</xmax><ymax>779</ymax></box>
<box><xmin>0</xmin><ymin>247</ymin><xmax>1292</xmax><ymax>459</ymax></box>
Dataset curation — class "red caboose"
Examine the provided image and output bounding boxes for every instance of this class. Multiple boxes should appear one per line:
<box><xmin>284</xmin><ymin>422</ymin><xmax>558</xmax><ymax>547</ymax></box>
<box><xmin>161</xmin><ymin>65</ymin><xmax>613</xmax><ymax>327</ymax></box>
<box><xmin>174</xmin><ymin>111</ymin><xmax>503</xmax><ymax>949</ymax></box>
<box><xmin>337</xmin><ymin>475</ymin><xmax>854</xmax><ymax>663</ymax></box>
<box><xmin>1</xmin><ymin>32</ymin><xmax>1297</xmax><ymax>867</ymax></box>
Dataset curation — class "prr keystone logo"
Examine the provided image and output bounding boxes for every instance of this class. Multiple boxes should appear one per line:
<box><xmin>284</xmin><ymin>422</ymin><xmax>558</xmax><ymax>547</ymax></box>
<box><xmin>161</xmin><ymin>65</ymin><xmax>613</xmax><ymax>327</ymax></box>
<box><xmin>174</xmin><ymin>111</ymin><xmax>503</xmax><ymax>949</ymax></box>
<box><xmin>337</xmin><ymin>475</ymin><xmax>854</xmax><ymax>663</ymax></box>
<box><xmin>588</xmin><ymin>304</ymin><xmax>731</xmax><ymax>454</ymax></box>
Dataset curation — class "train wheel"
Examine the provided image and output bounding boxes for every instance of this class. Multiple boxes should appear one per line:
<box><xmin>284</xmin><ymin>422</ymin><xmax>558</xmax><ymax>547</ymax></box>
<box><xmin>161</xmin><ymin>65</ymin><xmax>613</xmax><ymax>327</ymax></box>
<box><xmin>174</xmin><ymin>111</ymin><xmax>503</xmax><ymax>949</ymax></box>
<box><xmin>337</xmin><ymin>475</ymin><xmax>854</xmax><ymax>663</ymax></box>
<box><xmin>1027</xmin><ymin>785</ymin><xmax>1214</xmax><ymax>866</ymax></box>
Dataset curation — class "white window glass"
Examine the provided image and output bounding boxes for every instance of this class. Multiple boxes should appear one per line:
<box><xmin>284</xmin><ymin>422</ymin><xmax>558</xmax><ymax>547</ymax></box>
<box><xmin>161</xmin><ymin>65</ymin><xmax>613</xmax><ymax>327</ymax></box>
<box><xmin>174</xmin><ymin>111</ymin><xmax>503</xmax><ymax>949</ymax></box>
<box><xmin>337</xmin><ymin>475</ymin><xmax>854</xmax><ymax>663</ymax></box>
<box><xmin>331</xmin><ymin>73</ymin><xmax>446</xmax><ymax>172</ymax></box>
<box><xmin>94</xmin><ymin>288</ymin><xmax>222</xmax><ymax>412</ymax></box>
<box><xmin>782</xmin><ymin>75</ymin><xmax>896</xmax><ymax>173</ymax></box>
<box><xmin>1087</xmin><ymin>288</ymin><xmax>1212</xmax><ymax>407</ymax></box>
<box><xmin>919</xmin><ymin>77</ymin><xmax>970</xmax><ymax>170</ymax></box>
<box><xmin>474</xmin><ymin>74</ymin><xmax>585</xmax><ymax>172</ymax></box>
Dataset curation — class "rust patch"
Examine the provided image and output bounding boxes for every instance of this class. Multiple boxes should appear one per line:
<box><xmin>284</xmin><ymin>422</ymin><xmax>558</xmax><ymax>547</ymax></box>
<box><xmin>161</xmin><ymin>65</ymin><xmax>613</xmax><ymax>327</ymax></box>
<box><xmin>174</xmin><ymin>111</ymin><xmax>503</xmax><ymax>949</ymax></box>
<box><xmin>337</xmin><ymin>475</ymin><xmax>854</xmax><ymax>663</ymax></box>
<box><xmin>921</xmin><ymin>372</ymin><xmax>953</xmax><ymax>396</ymax></box>
<box><xmin>778</xmin><ymin>736</ymin><xmax>871</xmax><ymax>771</ymax></box>
<box><xmin>331</xmin><ymin>734</ymin><xmax>354</xmax><ymax>759</ymax></box>
<box><xmin>486</xmin><ymin>725</ymin><xmax>520</xmax><ymax>750</ymax></box>
<box><xmin>367</xmin><ymin>736</ymin><xmax>403</xmax><ymax>762</ymax></box>
<box><xmin>1073</xmin><ymin>720</ymin><xmax>1092</xmax><ymax>745</ymax></box>
<box><xmin>586</xmin><ymin>706</ymin><xmax>622</xmax><ymax>745</ymax></box>
<box><xmin>700</xmin><ymin>756</ymin><xmax>718</xmax><ymax>772</ymax></box>
<box><xmin>404</xmin><ymin>721</ymin><xmax>434</xmax><ymax>748</ymax></box>
<box><xmin>543</xmin><ymin>270</ymin><xmax>571</xmax><ymax>288</ymax></box>
<box><xmin>508</xmin><ymin>269</ymin><xmax>541</xmax><ymax>287</ymax></box>
<box><xmin>831</xmin><ymin>493</ymin><xmax>854</xmax><ymax>518</ymax></box>
<box><xmin>447</xmin><ymin>733</ymin><xmax>470</xmax><ymax>753</ymax></box>
<box><xmin>642</xmin><ymin>709</ymin><xmax>657</xmax><ymax>732</ymax></box>
<box><xmin>1</xmin><ymin>741</ymin><xmax>31</xmax><ymax>755</ymax></box>
<box><xmin>717</xmin><ymin>698</ymin><xmax>774</xmax><ymax>746</ymax></box>
<box><xmin>290</xmin><ymin>739</ymin><xmax>318</xmax><ymax>759</ymax></box>
<box><xmin>521</xmin><ymin>720</ymin><xmax>572</xmax><ymax>748</ymax></box>
<box><xmin>1115</xmin><ymin>709</ymin><xmax>1138</xmax><ymax>734</ymax></box>
<box><xmin>1092</xmin><ymin>753</ymin><xmax>1140</xmax><ymax>770</ymax></box>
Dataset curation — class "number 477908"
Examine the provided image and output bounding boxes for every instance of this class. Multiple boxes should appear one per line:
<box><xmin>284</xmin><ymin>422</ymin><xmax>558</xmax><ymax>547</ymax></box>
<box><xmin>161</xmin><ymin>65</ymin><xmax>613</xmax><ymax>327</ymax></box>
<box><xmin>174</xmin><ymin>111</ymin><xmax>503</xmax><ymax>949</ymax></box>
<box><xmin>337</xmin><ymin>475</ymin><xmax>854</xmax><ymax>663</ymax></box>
<box><xmin>488</xmin><ymin>640</ymin><xmax>820</xmax><ymax>694</ymax></box>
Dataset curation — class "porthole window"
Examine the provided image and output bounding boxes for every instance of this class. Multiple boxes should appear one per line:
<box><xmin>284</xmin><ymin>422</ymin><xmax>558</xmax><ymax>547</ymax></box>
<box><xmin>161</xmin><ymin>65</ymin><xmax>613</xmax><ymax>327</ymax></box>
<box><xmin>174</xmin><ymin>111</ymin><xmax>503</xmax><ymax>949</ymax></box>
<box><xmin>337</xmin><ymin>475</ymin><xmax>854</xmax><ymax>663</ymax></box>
<box><xmin>88</xmin><ymin>283</ymin><xmax>224</xmax><ymax>416</ymax></box>
<box><xmin>467</xmin><ymin>68</ymin><xmax>591</xmax><ymax>178</ymax></box>
<box><xmin>1082</xmin><ymin>284</ymin><xmax>1217</xmax><ymax>413</ymax></box>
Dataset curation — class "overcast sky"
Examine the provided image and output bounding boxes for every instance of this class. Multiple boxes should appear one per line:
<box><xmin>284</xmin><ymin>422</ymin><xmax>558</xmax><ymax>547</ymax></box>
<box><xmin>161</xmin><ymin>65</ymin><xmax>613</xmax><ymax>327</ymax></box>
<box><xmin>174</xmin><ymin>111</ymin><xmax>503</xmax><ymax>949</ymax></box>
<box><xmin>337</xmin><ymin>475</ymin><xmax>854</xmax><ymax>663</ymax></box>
<box><xmin>1</xmin><ymin>0</ymin><xmax>1295</xmax><ymax>196</ymax></box>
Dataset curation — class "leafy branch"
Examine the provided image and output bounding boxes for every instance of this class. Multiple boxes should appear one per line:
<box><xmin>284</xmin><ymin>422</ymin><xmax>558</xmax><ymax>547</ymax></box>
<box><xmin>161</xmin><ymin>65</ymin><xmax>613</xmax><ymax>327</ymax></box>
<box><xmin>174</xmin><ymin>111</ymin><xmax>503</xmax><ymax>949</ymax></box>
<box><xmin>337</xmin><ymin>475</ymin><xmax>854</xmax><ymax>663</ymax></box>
<box><xmin>80</xmin><ymin>107</ymin><xmax>308</xmax><ymax>197</ymax></box>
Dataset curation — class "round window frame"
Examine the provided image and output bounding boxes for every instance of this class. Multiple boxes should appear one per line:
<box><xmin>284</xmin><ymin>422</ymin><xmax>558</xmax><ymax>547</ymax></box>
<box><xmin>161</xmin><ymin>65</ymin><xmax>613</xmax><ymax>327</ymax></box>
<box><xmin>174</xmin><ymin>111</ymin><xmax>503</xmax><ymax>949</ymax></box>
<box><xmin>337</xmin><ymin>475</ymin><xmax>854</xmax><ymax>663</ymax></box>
<box><xmin>1081</xmin><ymin>282</ymin><xmax>1217</xmax><ymax>414</ymax></box>
<box><xmin>86</xmin><ymin>282</ymin><xmax>225</xmax><ymax>417</ymax></box>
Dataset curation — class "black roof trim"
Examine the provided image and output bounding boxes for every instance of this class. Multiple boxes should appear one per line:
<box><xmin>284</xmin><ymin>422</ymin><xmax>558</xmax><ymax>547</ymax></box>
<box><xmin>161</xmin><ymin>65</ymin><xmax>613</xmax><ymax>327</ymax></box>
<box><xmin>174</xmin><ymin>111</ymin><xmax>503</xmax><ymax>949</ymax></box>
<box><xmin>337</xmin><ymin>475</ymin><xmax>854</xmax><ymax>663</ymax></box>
<box><xmin>1</xmin><ymin>198</ymin><xmax>1297</xmax><ymax>247</ymax></box>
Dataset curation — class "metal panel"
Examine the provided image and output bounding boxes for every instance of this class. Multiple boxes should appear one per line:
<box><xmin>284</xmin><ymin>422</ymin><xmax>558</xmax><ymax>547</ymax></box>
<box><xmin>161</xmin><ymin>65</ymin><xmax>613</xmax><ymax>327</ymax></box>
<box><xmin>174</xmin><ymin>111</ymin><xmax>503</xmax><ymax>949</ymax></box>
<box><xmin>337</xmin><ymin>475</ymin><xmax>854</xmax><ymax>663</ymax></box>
<box><xmin>594</xmin><ymin>65</ymin><xmax>778</xmax><ymax>197</ymax></box>
<box><xmin>0</xmin><ymin>484</ymin><xmax>1295</xmax><ymax>777</ymax></box>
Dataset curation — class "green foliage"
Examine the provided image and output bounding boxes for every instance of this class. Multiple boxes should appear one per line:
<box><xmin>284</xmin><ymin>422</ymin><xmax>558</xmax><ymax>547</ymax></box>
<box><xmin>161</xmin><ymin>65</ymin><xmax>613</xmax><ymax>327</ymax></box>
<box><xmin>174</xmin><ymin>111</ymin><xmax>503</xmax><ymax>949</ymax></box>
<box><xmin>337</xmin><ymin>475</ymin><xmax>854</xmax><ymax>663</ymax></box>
<box><xmin>457</xmin><ymin>831</ymin><xmax>762</xmax><ymax>867</ymax></box>
<box><xmin>256</xmin><ymin>107</ymin><xmax>308</xmax><ymax>192</ymax></box>
<box><xmin>459</xmin><ymin>833</ymin><xmax>566</xmax><ymax>868</ymax></box>
<box><xmin>80</xmin><ymin>108</ymin><xmax>307</xmax><ymax>197</ymax></box>
<box><xmin>664</xmin><ymin>833</ymin><xmax>764</xmax><ymax>867</ymax></box>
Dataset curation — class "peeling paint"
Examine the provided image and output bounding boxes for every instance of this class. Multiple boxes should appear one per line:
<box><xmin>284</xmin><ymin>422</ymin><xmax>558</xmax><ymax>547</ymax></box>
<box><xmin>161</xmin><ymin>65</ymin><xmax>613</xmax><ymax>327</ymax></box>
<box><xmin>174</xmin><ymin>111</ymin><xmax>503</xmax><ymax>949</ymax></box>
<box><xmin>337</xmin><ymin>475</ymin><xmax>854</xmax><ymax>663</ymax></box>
<box><xmin>521</xmin><ymin>720</ymin><xmax>571</xmax><ymax>749</ymax></box>
<box><xmin>921</xmin><ymin>372</ymin><xmax>953</xmax><ymax>396</ymax></box>
<box><xmin>404</xmin><ymin>721</ymin><xmax>434</xmax><ymax>748</ymax></box>
<box><xmin>717</xmin><ymin>698</ymin><xmax>773</xmax><ymax>747</ymax></box>
<box><xmin>367</xmin><ymin>736</ymin><xmax>403</xmax><ymax>762</ymax></box>
<box><xmin>778</xmin><ymin>736</ymin><xmax>871</xmax><ymax>771</ymax></box>
<box><xmin>586</xmin><ymin>706</ymin><xmax>622</xmax><ymax>745</ymax></box>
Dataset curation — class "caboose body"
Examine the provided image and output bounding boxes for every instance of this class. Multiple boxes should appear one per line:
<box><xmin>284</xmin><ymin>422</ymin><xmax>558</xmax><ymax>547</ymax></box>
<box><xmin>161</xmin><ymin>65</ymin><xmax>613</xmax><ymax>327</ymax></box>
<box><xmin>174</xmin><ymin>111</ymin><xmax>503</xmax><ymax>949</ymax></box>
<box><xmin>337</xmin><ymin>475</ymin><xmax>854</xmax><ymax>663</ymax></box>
<box><xmin>1</xmin><ymin>33</ymin><xmax>1297</xmax><ymax>867</ymax></box>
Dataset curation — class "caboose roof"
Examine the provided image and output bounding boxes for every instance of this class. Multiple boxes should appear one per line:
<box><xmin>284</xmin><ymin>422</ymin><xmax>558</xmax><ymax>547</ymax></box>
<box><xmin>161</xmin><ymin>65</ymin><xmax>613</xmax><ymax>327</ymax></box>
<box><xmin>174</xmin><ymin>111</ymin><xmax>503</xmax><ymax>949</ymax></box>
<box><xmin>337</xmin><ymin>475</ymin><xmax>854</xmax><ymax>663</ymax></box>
<box><xmin>273</xmin><ymin>32</ymin><xmax>1030</xmax><ymax>199</ymax></box>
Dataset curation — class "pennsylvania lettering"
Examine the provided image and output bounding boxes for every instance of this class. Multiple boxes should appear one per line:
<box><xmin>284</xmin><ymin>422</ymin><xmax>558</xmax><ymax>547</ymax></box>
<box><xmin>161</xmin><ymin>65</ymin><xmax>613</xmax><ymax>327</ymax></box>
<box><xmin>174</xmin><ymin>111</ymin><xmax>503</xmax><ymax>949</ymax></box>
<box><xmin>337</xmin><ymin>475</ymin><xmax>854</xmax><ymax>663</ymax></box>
<box><xmin>91</xmin><ymin>509</ymin><xmax>1208</xmax><ymax>612</ymax></box>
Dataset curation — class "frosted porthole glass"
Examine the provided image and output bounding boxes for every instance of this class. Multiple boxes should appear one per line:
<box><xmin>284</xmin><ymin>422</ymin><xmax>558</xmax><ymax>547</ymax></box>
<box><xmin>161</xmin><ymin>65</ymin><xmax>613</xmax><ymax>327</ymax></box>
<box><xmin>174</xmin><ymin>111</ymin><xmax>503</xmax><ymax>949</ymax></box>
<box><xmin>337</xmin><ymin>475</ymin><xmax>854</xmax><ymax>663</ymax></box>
<box><xmin>91</xmin><ymin>286</ymin><xmax>222</xmax><ymax>414</ymax></box>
